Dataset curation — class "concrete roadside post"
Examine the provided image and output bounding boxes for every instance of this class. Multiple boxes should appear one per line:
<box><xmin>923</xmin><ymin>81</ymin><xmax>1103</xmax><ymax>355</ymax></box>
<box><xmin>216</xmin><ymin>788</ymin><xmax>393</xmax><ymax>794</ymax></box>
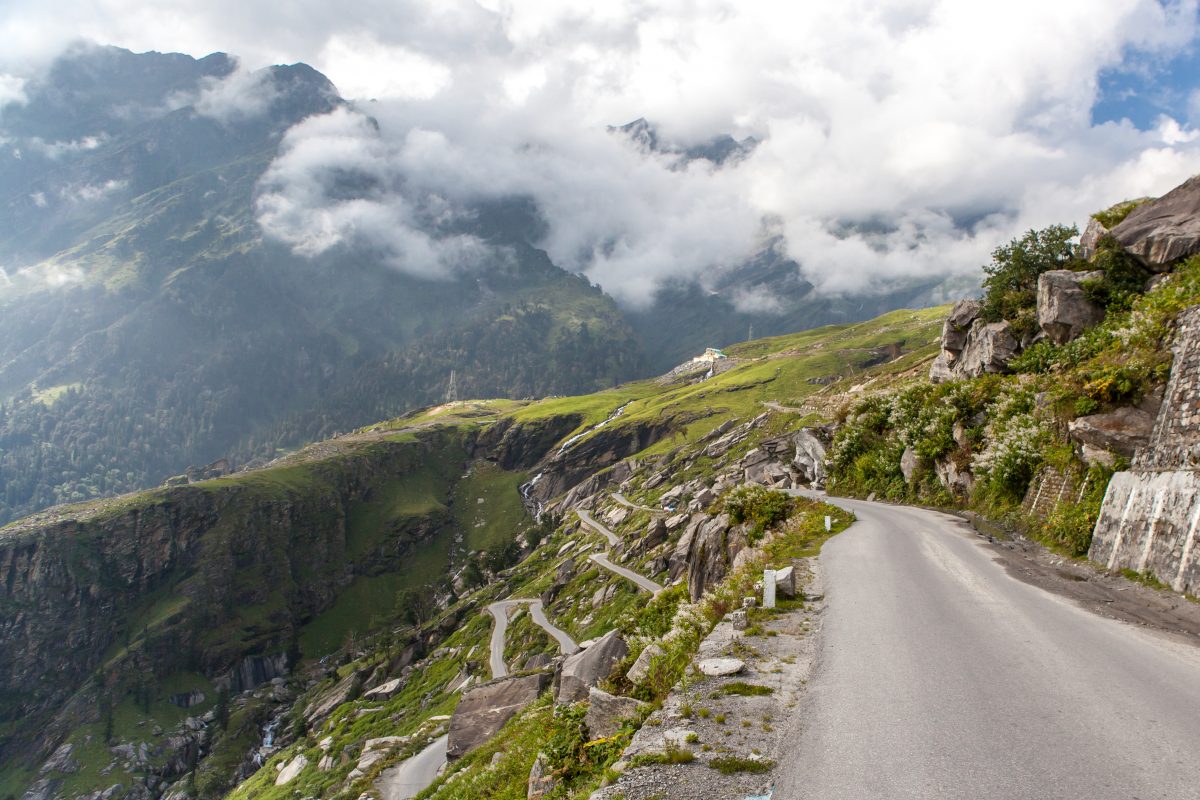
<box><xmin>763</xmin><ymin>569</ymin><xmax>776</xmax><ymax>609</ymax></box>
<box><xmin>825</xmin><ymin>515</ymin><xmax>832</xmax><ymax>532</ymax></box>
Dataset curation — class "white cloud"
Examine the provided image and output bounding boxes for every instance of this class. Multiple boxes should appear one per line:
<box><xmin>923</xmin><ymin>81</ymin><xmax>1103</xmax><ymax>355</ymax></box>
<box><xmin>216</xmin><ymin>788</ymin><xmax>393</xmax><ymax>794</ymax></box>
<box><xmin>255</xmin><ymin>107</ymin><xmax>494</xmax><ymax>279</ymax></box>
<box><xmin>319</xmin><ymin>34</ymin><xmax>451</xmax><ymax>100</ymax></box>
<box><xmin>4</xmin><ymin>0</ymin><xmax>1200</xmax><ymax>301</ymax></box>
<box><xmin>190</xmin><ymin>67</ymin><xmax>281</xmax><ymax>122</ymax></box>
<box><xmin>0</xmin><ymin>73</ymin><xmax>26</xmax><ymax>107</ymax></box>
<box><xmin>24</xmin><ymin>135</ymin><xmax>105</xmax><ymax>158</ymax></box>
<box><xmin>58</xmin><ymin>179</ymin><xmax>126</xmax><ymax>203</ymax></box>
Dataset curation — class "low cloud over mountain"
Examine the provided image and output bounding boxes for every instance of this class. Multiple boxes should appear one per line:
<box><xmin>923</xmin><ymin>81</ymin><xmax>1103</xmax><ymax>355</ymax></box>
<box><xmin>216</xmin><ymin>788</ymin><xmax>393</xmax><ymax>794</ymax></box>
<box><xmin>6</xmin><ymin>1</ymin><xmax>1200</xmax><ymax>303</ymax></box>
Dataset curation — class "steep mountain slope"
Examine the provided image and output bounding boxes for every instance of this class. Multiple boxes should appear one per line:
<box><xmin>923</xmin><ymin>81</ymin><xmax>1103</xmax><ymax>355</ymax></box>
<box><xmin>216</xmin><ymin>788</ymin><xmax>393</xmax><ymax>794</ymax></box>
<box><xmin>0</xmin><ymin>305</ymin><xmax>941</xmax><ymax>800</ymax></box>
<box><xmin>0</xmin><ymin>46</ymin><xmax>641</xmax><ymax>524</ymax></box>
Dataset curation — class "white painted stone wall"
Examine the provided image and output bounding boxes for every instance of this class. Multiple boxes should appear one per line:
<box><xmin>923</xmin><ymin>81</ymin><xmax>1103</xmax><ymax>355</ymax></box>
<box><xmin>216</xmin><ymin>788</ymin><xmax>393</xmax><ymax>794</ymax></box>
<box><xmin>1089</xmin><ymin>305</ymin><xmax>1200</xmax><ymax>592</ymax></box>
<box><xmin>1089</xmin><ymin>470</ymin><xmax>1200</xmax><ymax>593</ymax></box>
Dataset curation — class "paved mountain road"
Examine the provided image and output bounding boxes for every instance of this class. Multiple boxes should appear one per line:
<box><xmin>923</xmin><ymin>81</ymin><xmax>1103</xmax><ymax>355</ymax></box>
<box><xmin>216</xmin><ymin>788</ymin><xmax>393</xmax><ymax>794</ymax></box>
<box><xmin>776</xmin><ymin>494</ymin><xmax>1200</xmax><ymax>799</ymax></box>
<box><xmin>588</xmin><ymin>552</ymin><xmax>663</xmax><ymax>595</ymax></box>
<box><xmin>486</xmin><ymin>599</ymin><xmax>579</xmax><ymax>679</ymax></box>
<box><xmin>576</xmin><ymin>509</ymin><xmax>620</xmax><ymax>546</ymax></box>
<box><xmin>375</xmin><ymin>735</ymin><xmax>448</xmax><ymax>800</ymax></box>
<box><xmin>577</xmin><ymin>509</ymin><xmax>664</xmax><ymax>594</ymax></box>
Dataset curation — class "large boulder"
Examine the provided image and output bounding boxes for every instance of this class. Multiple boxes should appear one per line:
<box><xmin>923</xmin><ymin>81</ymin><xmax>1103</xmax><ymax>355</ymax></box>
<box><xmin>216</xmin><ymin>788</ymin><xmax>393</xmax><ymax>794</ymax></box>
<box><xmin>1068</xmin><ymin>407</ymin><xmax>1156</xmax><ymax>460</ymax></box>
<box><xmin>941</xmin><ymin>299</ymin><xmax>982</xmax><ymax>352</ymax></box>
<box><xmin>930</xmin><ymin>300</ymin><xmax>1019</xmax><ymax>383</ymax></box>
<box><xmin>685</xmin><ymin>514</ymin><xmax>732</xmax><ymax>602</ymax></box>
<box><xmin>1078</xmin><ymin>217</ymin><xmax>1109</xmax><ymax>260</ymax></box>
<box><xmin>625</xmin><ymin>643</ymin><xmax>664</xmax><ymax>686</ymax></box>
<box><xmin>584</xmin><ymin>687</ymin><xmax>648</xmax><ymax>739</ymax></box>
<box><xmin>274</xmin><ymin>755</ymin><xmax>308</xmax><ymax>786</ymax></box>
<box><xmin>1112</xmin><ymin>175</ymin><xmax>1200</xmax><ymax>270</ymax></box>
<box><xmin>792</xmin><ymin>428</ymin><xmax>829</xmax><ymax>487</ymax></box>
<box><xmin>934</xmin><ymin>457</ymin><xmax>974</xmax><ymax>497</ymax></box>
<box><xmin>956</xmin><ymin>320</ymin><xmax>1020</xmax><ymax>377</ymax></box>
<box><xmin>304</xmin><ymin>672</ymin><xmax>362</xmax><ymax>724</ymax></box>
<box><xmin>929</xmin><ymin>351</ymin><xmax>957</xmax><ymax>383</ymax></box>
<box><xmin>668</xmin><ymin>515</ymin><xmax>703</xmax><ymax>581</ymax></box>
<box><xmin>556</xmin><ymin>630</ymin><xmax>628</xmax><ymax>704</ymax></box>
<box><xmin>900</xmin><ymin>446</ymin><xmax>918</xmax><ymax>484</ymax></box>
<box><xmin>643</xmin><ymin>517</ymin><xmax>668</xmax><ymax>549</ymax></box>
<box><xmin>1037</xmin><ymin>269</ymin><xmax>1105</xmax><ymax>344</ymax></box>
<box><xmin>447</xmin><ymin>672</ymin><xmax>550</xmax><ymax>759</ymax></box>
<box><xmin>363</xmin><ymin>677</ymin><xmax>402</xmax><ymax>700</ymax></box>
<box><xmin>39</xmin><ymin>743</ymin><xmax>79</xmax><ymax>775</ymax></box>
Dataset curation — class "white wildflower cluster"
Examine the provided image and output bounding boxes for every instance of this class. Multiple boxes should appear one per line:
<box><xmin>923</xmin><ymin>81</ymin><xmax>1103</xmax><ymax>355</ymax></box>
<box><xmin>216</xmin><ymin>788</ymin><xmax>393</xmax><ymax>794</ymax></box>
<box><xmin>971</xmin><ymin>415</ymin><xmax>1047</xmax><ymax>488</ymax></box>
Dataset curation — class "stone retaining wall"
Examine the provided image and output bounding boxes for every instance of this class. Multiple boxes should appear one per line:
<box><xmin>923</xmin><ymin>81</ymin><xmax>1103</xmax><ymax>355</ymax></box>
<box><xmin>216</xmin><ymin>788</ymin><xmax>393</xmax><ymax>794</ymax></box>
<box><xmin>1022</xmin><ymin>467</ymin><xmax>1084</xmax><ymax>520</ymax></box>
<box><xmin>1089</xmin><ymin>471</ymin><xmax>1200</xmax><ymax>592</ymax></box>
<box><xmin>1137</xmin><ymin>306</ymin><xmax>1200</xmax><ymax>470</ymax></box>
<box><xmin>1091</xmin><ymin>305</ymin><xmax>1200</xmax><ymax>592</ymax></box>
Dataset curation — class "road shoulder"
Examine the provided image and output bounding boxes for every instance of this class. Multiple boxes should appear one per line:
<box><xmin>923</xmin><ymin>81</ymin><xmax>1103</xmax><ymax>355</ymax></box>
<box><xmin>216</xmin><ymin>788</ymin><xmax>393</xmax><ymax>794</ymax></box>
<box><xmin>592</xmin><ymin>559</ymin><xmax>825</xmax><ymax>800</ymax></box>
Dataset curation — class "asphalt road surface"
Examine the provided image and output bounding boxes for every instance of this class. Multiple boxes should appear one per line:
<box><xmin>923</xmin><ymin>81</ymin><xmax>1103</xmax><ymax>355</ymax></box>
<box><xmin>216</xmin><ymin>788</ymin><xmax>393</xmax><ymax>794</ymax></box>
<box><xmin>775</xmin><ymin>495</ymin><xmax>1200</xmax><ymax>800</ymax></box>
<box><xmin>375</xmin><ymin>734</ymin><xmax>447</xmax><ymax>800</ymax></box>
<box><xmin>577</xmin><ymin>509</ymin><xmax>620</xmax><ymax>546</ymax></box>
<box><xmin>486</xmin><ymin>599</ymin><xmax>578</xmax><ymax>679</ymax></box>
<box><xmin>589</xmin><ymin>551</ymin><xmax>664</xmax><ymax>595</ymax></box>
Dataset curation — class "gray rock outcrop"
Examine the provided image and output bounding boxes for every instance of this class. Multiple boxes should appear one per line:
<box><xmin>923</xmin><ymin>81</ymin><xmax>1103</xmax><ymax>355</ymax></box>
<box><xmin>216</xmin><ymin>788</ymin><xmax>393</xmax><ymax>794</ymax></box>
<box><xmin>1037</xmin><ymin>269</ymin><xmax>1105</xmax><ymax>344</ymax></box>
<box><xmin>1078</xmin><ymin>217</ymin><xmax>1109</xmax><ymax>260</ymax></box>
<box><xmin>556</xmin><ymin>630</ymin><xmax>628</xmax><ymax>704</ymax></box>
<box><xmin>625</xmin><ymin>643</ymin><xmax>664</xmax><ymax>685</ymax></box>
<box><xmin>305</xmin><ymin>672</ymin><xmax>362</xmax><ymax>724</ymax></box>
<box><xmin>1112</xmin><ymin>174</ymin><xmax>1200</xmax><ymax>270</ymax></box>
<box><xmin>684</xmin><ymin>514</ymin><xmax>732</xmax><ymax>602</ymax></box>
<box><xmin>274</xmin><ymin>754</ymin><xmax>307</xmax><ymax>786</ymax></box>
<box><xmin>934</xmin><ymin>458</ymin><xmax>974</xmax><ymax>497</ymax></box>
<box><xmin>930</xmin><ymin>300</ymin><xmax>1020</xmax><ymax>382</ymax></box>
<box><xmin>39</xmin><ymin>743</ymin><xmax>78</xmax><ymax>775</ymax></box>
<box><xmin>447</xmin><ymin>672</ymin><xmax>551</xmax><ymax>759</ymax></box>
<box><xmin>957</xmin><ymin>320</ymin><xmax>1020</xmax><ymax>377</ymax></box>
<box><xmin>1068</xmin><ymin>407</ymin><xmax>1156</xmax><ymax>460</ymax></box>
<box><xmin>900</xmin><ymin>446</ymin><xmax>918</xmax><ymax>483</ymax></box>
<box><xmin>792</xmin><ymin>428</ymin><xmax>829</xmax><ymax>487</ymax></box>
<box><xmin>942</xmin><ymin>298</ymin><xmax>982</xmax><ymax>352</ymax></box>
<box><xmin>584</xmin><ymin>687</ymin><xmax>647</xmax><ymax>738</ymax></box>
<box><xmin>527</xmin><ymin>752</ymin><xmax>556</xmax><ymax>800</ymax></box>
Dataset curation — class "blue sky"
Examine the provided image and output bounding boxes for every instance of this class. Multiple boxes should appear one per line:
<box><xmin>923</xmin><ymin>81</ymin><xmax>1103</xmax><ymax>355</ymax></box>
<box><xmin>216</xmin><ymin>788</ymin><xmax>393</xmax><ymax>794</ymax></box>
<box><xmin>1095</xmin><ymin>39</ymin><xmax>1200</xmax><ymax>128</ymax></box>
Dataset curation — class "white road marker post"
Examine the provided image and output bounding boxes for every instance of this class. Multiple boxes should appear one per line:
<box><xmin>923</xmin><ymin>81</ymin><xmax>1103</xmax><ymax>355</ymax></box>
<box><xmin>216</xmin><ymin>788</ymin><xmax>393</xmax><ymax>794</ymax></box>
<box><xmin>763</xmin><ymin>569</ymin><xmax>776</xmax><ymax>609</ymax></box>
<box><xmin>825</xmin><ymin>515</ymin><xmax>832</xmax><ymax>532</ymax></box>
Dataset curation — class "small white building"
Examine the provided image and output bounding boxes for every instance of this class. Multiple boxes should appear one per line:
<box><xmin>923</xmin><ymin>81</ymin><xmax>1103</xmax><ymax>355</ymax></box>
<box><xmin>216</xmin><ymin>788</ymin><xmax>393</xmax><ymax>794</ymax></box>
<box><xmin>696</xmin><ymin>347</ymin><xmax>727</xmax><ymax>364</ymax></box>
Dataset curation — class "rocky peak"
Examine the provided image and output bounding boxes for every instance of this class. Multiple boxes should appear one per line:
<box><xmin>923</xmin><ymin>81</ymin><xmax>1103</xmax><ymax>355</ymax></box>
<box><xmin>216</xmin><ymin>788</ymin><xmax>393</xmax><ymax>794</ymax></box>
<box><xmin>1111</xmin><ymin>173</ymin><xmax>1200</xmax><ymax>270</ymax></box>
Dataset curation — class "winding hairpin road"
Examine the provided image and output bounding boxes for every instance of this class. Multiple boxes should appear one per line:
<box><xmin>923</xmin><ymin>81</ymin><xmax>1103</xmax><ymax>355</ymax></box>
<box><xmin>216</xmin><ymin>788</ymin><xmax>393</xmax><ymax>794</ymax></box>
<box><xmin>486</xmin><ymin>599</ymin><xmax>579</xmax><ymax>679</ymax></box>
<box><xmin>576</xmin><ymin>509</ymin><xmax>664</xmax><ymax>595</ymax></box>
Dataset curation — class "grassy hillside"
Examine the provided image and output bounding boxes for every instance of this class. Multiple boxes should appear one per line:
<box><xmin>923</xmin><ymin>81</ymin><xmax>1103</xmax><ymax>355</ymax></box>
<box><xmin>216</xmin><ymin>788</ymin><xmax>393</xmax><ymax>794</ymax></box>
<box><xmin>1</xmin><ymin>301</ymin><xmax>945</xmax><ymax>800</ymax></box>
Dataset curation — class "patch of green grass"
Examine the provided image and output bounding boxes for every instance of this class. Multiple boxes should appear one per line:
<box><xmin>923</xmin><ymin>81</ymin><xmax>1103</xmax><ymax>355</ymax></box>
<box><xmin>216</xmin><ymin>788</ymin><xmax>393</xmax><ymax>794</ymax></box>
<box><xmin>300</xmin><ymin>521</ymin><xmax>457</xmax><ymax>657</ymax></box>
<box><xmin>716</xmin><ymin>682</ymin><xmax>774</xmax><ymax>697</ymax></box>
<box><xmin>709</xmin><ymin>755</ymin><xmax>774</xmax><ymax>775</ymax></box>
<box><xmin>1119</xmin><ymin>568</ymin><xmax>1171</xmax><ymax>591</ymax></box>
<box><xmin>1092</xmin><ymin>198</ymin><xmax>1152</xmax><ymax>229</ymax></box>
<box><xmin>629</xmin><ymin>746</ymin><xmax>696</xmax><ymax>767</ymax></box>
<box><xmin>451</xmin><ymin>461</ymin><xmax>530</xmax><ymax>553</ymax></box>
<box><xmin>30</xmin><ymin>382</ymin><xmax>83</xmax><ymax>407</ymax></box>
